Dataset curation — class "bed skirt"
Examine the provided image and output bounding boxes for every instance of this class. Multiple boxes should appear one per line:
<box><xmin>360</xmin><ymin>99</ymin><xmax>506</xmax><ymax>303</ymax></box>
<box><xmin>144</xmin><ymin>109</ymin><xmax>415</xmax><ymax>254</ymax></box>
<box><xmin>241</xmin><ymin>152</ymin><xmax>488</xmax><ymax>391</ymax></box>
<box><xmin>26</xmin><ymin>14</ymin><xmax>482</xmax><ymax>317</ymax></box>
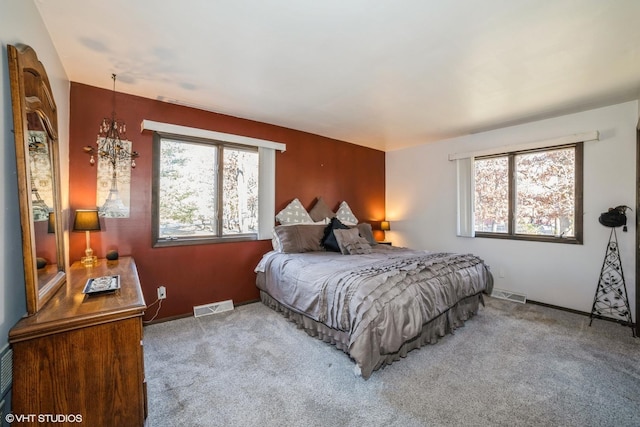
<box><xmin>258</xmin><ymin>281</ymin><xmax>485</xmax><ymax>379</ymax></box>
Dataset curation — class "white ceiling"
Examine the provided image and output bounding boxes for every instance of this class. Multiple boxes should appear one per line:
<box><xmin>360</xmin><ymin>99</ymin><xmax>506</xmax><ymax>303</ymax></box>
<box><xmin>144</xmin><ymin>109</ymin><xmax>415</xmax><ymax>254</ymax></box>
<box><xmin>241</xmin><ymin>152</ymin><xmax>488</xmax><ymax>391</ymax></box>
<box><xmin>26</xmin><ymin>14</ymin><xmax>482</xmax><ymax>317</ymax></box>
<box><xmin>35</xmin><ymin>0</ymin><xmax>640</xmax><ymax>152</ymax></box>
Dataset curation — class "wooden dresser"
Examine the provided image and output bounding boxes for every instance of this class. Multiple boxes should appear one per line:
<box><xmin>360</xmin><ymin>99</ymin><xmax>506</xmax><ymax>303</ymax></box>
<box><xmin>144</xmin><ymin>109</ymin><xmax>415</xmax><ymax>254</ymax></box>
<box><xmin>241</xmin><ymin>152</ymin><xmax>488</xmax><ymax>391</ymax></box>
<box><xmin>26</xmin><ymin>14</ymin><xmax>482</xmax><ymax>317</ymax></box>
<box><xmin>9</xmin><ymin>257</ymin><xmax>147</xmax><ymax>426</ymax></box>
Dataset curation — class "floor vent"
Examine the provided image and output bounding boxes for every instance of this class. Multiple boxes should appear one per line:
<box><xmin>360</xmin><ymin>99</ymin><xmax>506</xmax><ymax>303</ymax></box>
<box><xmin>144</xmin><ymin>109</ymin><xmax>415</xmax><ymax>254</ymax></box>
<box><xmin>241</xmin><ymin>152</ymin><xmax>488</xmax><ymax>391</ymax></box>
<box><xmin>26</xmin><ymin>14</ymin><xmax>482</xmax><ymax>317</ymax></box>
<box><xmin>491</xmin><ymin>288</ymin><xmax>527</xmax><ymax>304</ymax></box>
<box><xmin>193</xmin><ymin>299</ymin><xmax>234</xmax><ymax>318</ymax></box>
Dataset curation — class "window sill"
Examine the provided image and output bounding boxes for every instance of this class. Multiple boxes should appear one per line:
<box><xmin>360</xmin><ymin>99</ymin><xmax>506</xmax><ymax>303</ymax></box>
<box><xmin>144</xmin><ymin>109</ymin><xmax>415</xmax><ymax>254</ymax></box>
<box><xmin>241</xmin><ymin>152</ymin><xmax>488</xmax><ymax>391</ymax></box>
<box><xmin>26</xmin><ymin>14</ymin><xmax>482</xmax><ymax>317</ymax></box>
<box><xmin>153</xmin><ymin>234</ymin><xmax>258</xmax><ymax>248</ymax></box>
<box><xmin>473</xmin><ymin>232</ymin><xmax>582</xmax><ymax>245</ymax></box>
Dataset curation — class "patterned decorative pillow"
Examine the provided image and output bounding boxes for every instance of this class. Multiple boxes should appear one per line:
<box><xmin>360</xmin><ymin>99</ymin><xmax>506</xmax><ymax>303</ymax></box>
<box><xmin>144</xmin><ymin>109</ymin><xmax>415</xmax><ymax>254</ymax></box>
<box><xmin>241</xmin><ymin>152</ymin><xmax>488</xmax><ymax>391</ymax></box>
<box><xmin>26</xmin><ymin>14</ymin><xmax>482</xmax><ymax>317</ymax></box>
<box><xmin>335</xmin><ymin>201</ymin><xmax>358</xmax><ymax>225</ymax></box>
<box><xmin>333</xmin><ymin>228</ymin><xmax>372</xmax><ymax>255</ymax></box>
<box><xmin>275</xmin><ymin>198</ymin><xmax>313</xmax><ymax>224</ymax></box>
<box><xmin>308</xmin><ymin>197</ymin><xmax>335</xmax><ymax>223</ymax></box>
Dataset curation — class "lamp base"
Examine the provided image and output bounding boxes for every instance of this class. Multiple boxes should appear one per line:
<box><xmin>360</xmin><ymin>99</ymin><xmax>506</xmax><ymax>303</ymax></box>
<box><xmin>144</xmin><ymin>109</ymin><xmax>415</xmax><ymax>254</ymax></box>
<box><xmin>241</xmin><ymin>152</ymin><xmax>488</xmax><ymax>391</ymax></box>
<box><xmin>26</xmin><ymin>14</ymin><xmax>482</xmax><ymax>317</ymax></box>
<box><xmin>81</xmin><ymin>255</ymin><xmax>98</xmax><ymax>268</ymax></box>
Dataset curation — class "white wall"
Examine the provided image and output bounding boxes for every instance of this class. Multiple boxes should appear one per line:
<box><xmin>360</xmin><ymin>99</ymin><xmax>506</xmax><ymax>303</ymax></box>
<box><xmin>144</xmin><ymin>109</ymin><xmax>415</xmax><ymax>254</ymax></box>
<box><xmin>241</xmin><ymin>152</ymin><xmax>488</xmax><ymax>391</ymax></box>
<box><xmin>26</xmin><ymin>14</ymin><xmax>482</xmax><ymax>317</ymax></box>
<box><xmin>387</xmin><ymin>101</ymin><xmax>638</xmax><ymax>318</ymax></box>
<box><xmin>0</xmin><ymin>0</ymin><xmax>69</xmax><ymax>414</ymax></box>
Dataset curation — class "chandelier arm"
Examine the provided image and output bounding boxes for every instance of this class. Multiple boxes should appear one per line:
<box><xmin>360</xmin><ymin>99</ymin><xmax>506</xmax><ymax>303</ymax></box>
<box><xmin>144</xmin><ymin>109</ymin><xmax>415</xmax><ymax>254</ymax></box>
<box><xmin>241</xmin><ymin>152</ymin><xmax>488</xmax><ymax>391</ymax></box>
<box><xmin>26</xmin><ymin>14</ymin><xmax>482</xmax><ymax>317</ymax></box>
<box><xmin>83</xmin><ymin>73</ymin><xmax>140</xmax><ymax>167</ymax></box>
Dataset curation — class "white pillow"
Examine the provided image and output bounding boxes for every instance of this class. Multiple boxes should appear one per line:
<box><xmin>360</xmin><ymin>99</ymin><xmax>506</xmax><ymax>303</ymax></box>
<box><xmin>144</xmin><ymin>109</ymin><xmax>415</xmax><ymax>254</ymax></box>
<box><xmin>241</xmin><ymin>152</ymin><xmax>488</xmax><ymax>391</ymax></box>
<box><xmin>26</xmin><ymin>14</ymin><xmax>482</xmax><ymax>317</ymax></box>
<box><xmin>335</xmin><ymin>201</ymin><xmax>358</xmax><ymax>226</ymax></box>
<box><xmin>275</xmin><ymin>198</ymin><xmax>313</xmax><ymax>224</ymax></box>
<box><xmin>272</xmin><ymin>235</ymin><xmax>282</xmax><ymax>252</ymax></box>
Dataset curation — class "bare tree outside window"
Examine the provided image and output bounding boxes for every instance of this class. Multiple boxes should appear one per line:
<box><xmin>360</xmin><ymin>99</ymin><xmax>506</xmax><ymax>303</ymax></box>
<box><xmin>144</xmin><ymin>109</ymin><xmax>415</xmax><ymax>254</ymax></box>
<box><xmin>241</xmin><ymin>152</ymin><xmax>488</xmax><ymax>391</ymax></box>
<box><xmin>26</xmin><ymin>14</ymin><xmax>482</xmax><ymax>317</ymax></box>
<box><xmin>222</xmin><ymin>148</ymin><xmax>258</xmax><ymax>235</ymax></box>
<box><xmin>474</xmin><ymin>156</ymin><xmax>509</xmax><ymax>233</ymax></box>
<box><xmin>515</xmin><ymin>148</ymin><xmax>575</xmax><ymax>237</ymax></box>
<box><xmin>473</xmin><ymin>144</ymin><xmax>581</xmax><ymax>243</ymax></box>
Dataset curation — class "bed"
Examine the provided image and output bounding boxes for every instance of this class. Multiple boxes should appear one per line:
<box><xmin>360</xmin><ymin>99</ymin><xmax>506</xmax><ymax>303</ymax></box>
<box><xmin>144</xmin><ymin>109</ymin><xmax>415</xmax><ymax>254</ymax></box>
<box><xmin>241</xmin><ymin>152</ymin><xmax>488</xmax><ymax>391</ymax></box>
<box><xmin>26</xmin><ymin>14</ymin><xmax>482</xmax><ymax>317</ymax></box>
<box><xmin>255</xmin><ymin>216</ymin><xmax>493</xmax><ymax>379</ymax></box>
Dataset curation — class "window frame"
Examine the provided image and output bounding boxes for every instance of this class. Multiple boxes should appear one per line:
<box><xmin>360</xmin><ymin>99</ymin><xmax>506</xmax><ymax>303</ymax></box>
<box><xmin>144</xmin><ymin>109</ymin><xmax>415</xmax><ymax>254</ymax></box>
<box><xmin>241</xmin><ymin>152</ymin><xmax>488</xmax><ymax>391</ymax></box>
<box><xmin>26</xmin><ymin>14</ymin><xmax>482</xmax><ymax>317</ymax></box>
<box><xmin>151</xmin><ymin>132</ymin><xmax>260</xmax><ymax>247</ymax></box>
<box><xmin>473</xmin><ymin>142</ymin><xmax>583</xmax><ymax>245</ymax></box>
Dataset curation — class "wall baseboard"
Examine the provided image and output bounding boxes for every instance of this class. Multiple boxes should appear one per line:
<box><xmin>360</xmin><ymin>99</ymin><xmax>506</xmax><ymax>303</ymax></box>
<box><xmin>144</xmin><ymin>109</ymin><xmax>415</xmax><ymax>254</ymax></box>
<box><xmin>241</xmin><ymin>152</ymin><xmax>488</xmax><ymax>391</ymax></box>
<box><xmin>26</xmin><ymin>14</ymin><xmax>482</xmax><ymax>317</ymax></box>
<box><xmin>143</xmin><ymin>298</ymin><xmax>261</xmax><ymax>325</ymax></box>
<box><xmin>527</xmin><ymin>299</ymin><xmax>636</xmax><ymax>328</ymax></box>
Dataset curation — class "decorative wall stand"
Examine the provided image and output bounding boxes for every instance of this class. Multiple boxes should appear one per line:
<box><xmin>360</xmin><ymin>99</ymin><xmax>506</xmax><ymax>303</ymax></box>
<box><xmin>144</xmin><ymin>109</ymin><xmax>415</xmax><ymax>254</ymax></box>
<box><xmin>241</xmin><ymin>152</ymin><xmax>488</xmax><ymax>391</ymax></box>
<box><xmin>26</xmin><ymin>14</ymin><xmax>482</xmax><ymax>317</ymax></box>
<box><xmin>589</xmin><ymin>228</ymin><xmax>635</xmax><ymax>337</ymax></box>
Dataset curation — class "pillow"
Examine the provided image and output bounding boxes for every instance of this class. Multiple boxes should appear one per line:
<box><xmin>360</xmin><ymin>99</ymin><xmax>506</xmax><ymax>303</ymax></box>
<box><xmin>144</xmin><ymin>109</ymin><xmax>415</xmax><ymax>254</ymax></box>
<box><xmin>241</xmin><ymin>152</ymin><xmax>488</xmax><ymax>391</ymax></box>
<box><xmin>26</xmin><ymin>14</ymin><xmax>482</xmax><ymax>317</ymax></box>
<box><xmin>271</xmin><ymin>235</ymin><xmax>282</xmax><ymax>252</ymax></box>
<box><xmin>332</xmin><ymin>228</ymin><xmax>360</xmax><ymax>254</ymax></box>
<box><xmin>273</xmin><ymin>224</ymin><xmax>325</xmax><ymax>253</ymax></box>
<box><xmin>321</xmin><ymin>217</ymin><xmax>350</xmax><ymax>252</ymax></box>
<box><xmin>275</xmin><ymin>198</ymin><xmax>313</xmax><ymax>224</ymax></box>
<box><xmin>355</xmin><ymin>223</ymin><xmax>377</xmax><ymax>246</ymax></box>
<box><xmin>335</xmin><ymin>201</ymin><xmax>358</xmax><ymax>225</ymax></box>
<box><xmin>333</xmin><ymin>228</ymin><xmax>372</xmax><ymax>255</ymax></box>
<box><xmin>344</xmin><ymin>239</ymin><xmax>373</xmax><ymax>255</ymax></box>
<box><xmin>308</xmin><ymin>197</ymin><xmax>335</xmax><ymax>223</ymax></box>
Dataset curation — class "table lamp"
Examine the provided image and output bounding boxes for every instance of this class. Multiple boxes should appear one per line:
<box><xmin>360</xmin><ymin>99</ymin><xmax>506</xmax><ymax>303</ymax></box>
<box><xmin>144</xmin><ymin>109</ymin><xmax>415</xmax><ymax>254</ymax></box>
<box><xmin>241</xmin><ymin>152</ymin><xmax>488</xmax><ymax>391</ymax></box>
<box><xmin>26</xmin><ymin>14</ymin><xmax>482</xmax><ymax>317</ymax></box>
<box><xmin>73</xmin><ymin>209</ymin><xmax>101</xmax><ymax>267</ymax></box>
<box><xmin>380</xmin><ymin>220</ymin><xmax>390</xmax><ymax>241</ymax></box>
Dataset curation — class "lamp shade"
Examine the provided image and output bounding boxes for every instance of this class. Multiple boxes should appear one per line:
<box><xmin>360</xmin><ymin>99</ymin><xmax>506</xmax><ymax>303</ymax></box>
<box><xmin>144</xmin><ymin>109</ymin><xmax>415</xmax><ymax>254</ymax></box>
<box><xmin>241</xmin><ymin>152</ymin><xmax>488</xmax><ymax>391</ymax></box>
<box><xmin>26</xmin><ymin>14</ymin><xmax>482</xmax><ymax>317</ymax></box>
<box><xmin>73</xmin><ymin>209</ymin><xmax>101</xmax><ymax>231</ymax></box>
<box><xmin>48</xmin><ymin>212</ymin><xmax>56</xmax><ymax>233</ymax></box>
<box><xmin>380</xmin><ymin>221</ymin><xmax>390</xmax><ymax>231</ymax></box>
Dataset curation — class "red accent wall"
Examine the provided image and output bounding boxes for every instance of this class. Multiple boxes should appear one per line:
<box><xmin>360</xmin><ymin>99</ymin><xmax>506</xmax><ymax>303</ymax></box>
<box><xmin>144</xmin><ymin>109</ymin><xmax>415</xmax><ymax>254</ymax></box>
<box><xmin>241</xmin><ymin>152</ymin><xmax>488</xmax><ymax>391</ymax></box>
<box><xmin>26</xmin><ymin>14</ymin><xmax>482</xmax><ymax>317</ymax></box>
<box><xmin>69</xmin><ymin>83</ymin><xmax>385</xmax><ymax>320</ymax></box>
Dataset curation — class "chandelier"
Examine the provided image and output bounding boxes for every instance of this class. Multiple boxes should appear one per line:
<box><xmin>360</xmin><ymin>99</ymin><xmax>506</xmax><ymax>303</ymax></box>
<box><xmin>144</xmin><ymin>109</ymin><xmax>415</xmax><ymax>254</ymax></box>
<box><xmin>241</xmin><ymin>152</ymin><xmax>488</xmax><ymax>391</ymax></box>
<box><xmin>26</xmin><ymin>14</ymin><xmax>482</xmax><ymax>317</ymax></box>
<box><xmin>84</xmin><ymin>73</ymin><xmax>139</xmax><ymax>168</ymax></box>
<box><xmin>83</xmin><ymin>74</ymin><xmax>139</xmax><ymax>216</ymax></box>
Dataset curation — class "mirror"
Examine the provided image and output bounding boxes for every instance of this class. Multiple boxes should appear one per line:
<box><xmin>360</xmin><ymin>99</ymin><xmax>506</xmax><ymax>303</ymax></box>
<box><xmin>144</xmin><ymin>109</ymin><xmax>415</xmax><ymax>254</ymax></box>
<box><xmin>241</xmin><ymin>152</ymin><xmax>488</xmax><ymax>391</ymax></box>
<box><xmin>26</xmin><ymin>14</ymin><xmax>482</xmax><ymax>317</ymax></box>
<box><xmin>8</xmin><ymin>44</ymin><xmax>66</xmax><ymax>315</ymax></box>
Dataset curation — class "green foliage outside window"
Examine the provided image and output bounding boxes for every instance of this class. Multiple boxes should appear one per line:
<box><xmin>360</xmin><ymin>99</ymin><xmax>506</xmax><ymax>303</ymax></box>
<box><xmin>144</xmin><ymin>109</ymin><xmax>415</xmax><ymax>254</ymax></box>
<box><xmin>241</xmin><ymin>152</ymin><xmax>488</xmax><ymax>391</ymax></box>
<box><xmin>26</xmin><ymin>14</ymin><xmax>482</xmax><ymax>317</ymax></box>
<box><xmin>158</xmin><ymin>138</ymin><xmax>258</xmax><ymax>240</ymax></box>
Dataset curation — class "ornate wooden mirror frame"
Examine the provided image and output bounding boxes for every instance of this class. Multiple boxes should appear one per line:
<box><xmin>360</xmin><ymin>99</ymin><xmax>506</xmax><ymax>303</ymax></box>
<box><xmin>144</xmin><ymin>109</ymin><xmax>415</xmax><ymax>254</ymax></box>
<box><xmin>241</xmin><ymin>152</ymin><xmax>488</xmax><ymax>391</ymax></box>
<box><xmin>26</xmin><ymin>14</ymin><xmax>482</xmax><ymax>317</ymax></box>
<box><xmin>8</xmin><ymin>44</ymin><xmax>66</xmax><ymax>314</ymax></box>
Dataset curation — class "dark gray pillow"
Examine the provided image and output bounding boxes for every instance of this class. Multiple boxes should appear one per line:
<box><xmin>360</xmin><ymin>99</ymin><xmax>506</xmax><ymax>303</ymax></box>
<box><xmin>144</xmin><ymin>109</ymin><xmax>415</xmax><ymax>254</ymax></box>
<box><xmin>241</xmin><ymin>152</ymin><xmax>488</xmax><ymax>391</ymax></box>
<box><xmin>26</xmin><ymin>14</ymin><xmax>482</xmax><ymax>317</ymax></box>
<box><xmin>356</xmin><ymin>223</ymin><xmax>377</xmax><ymax>245</ymax></box>
<box><xmin>274</xmin><ymin>224</ymin><xmax>326</xmax><ymax>253</ymax></box>
<box><xmin>308</xmin><ymin>197</ymin><xmax>335</xmax><ymax>222</ymax></box>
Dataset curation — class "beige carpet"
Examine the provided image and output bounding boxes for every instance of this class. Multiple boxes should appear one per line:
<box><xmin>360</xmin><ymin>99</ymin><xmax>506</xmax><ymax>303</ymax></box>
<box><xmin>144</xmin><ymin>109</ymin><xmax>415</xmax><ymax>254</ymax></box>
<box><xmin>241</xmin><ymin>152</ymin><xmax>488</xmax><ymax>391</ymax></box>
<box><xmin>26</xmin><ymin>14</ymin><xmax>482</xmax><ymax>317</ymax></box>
<box><xmin>143</xmin><ymin>296</ymin><xmax>640</xmax><ymax>427</ymax></box>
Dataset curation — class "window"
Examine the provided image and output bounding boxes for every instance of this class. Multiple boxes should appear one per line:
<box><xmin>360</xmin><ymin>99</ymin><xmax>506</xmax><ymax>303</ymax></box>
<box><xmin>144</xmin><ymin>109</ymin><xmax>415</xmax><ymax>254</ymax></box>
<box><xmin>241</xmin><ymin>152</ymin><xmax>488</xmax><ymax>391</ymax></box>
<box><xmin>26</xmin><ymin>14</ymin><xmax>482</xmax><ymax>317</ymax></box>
<box><xmin>151</xmin><ymin>129</ymin><xmax>281</xmax><ymax>246</ymax></box>
<box><xmin>473</xmin><ymin>143</ymin><xmax>583</xmax><ymax>243</ymax></box>
<box><xmin>156</xmin><ymin>136</ymin><xmax>258</xmax><ymax>240</ymax></box>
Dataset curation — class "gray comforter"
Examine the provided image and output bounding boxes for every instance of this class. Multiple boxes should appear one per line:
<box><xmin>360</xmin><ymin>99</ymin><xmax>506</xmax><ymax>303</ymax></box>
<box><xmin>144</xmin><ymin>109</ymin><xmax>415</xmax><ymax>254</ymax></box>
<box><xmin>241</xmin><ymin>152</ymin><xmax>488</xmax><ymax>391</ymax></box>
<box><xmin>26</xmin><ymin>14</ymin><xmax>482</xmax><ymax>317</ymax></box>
<box><xmin>255</xmin><ymin>246</ymin><xmax>493</xmax><ymax>378</ymax></box>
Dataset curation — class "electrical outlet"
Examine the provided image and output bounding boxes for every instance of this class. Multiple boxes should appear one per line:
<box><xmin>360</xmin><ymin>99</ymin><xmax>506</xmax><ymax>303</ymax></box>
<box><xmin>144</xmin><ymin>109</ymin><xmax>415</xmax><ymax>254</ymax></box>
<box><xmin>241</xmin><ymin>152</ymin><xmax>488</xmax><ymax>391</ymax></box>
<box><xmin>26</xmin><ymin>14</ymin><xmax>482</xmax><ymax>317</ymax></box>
<box><xmin>157</xmin><ymin>286</ymin><xmax>167</xmax><ymax>300</ymax></box>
